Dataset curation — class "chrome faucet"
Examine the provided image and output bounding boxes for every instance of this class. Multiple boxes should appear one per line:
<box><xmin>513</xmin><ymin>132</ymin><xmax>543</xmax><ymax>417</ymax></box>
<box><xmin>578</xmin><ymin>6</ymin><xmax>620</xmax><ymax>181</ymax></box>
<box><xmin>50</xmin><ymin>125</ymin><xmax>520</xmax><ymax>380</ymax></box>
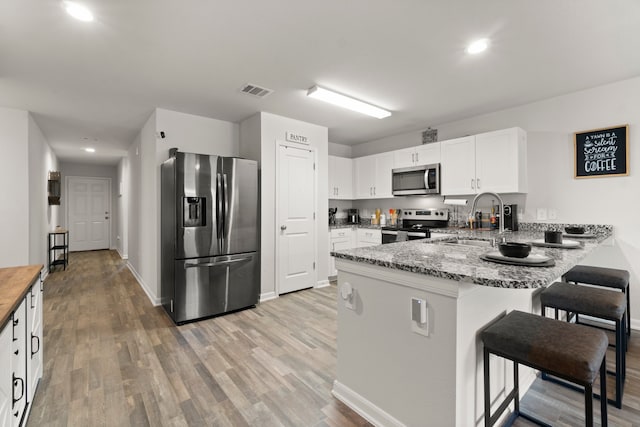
<box><xmin>469</xmin><ymin>191</ymin><xmax>505</xmax><ymax>237</ymax></box>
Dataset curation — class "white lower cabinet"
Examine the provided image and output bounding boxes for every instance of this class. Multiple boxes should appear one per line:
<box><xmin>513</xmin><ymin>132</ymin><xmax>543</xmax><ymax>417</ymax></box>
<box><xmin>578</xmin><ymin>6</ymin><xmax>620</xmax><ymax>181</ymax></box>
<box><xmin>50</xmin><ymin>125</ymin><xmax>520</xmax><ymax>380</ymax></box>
<box><xmin>11</xmin><ymin>299</ymin><xmax>27</xmax><ymax>427</ymax></box>
<box><xmin>329</xmin><ymin>228</ymin><xmax>356</xmax><ymax>277</ymax></box>
<box><xmin>0</xmin><ymin>275</ymin><xmax>43</xmax><ymax>427</ymax></box>
<box><xmin>26</xmin><ymin>284</ymin><xmax>43</xmax><ymax>405</ymax></box>
<box><xmin>0</xmin><ymin>322</ymin><xmax>12</xmax><ymax>427</ymax></box>
<box><xmin>355</xmin><ymin>228</ymin><xmax>382</xmax><ymax>248</ymax></box>
<box><xmin>329</xmin><ymin>228</ymin><xmax>383</xmax><ymax>277</ymax></box>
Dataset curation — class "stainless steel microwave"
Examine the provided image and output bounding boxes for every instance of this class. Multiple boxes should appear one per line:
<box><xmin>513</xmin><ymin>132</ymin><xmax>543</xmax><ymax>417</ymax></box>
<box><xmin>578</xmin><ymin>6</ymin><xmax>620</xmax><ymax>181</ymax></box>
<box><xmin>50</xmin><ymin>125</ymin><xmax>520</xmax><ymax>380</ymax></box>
<box><xmin>392</xmin><ymin>163</ymin><xmax>440</xmax><ymax>196</ymax></box>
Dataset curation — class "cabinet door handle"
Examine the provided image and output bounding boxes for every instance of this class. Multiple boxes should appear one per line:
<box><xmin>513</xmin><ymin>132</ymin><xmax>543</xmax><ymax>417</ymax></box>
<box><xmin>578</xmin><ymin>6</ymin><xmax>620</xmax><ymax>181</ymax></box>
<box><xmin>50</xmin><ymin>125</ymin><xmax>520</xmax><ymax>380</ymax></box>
<box><xmin>12</xmin><ymin>374</ymin><xmax>24</xmax><ymax>406</ymax></box>
<box><xmin>411</xmin><ymin>153</ymin><xmax>415</xmax><ymax>163</ymax></box>
<box><xmin>31</xmin><ymin>334</ymin><xmax>40</xmax><ymax>358</ymax></box>
<box><xmin>471</xmin><ymin>179</ymin><xmax>475</xmax><ymax>190</ymax></box>
<box><xmin>476</xmin><ymin>178</ymin><xmax>481</xmax><ymax>189</ymax></box>
<box><xmin>416</xmin><ymin>153</ymin><xmax>419</xmax><ymax>163</ymax></box>
<box><xmin>336</xmin><ymin>187</ymin><xmax>339</xmax><ymax>196</ymax></box>
<box><xmin>373</xmin><ymin>187</ymin><xmax>376</xmax><ymax>196</ymax></box>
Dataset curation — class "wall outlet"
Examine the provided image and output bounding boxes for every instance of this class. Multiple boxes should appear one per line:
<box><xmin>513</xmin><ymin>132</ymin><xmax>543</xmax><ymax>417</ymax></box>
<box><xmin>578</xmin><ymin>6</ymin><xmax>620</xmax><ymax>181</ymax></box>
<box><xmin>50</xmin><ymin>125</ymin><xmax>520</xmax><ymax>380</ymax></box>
<box><xmin>411</xmin><ymin>297</ymin><xmax>429</xmax><ymax>337</ymax></box>
<box><xmin>548</xmin><ymin>209</ymin><xmax>558</xmax><ymax>220</ymax></box>
<box><xmin>536</xmin><ymin>208</ymin><xmax>548</xmax><ymax>221</ymax></box>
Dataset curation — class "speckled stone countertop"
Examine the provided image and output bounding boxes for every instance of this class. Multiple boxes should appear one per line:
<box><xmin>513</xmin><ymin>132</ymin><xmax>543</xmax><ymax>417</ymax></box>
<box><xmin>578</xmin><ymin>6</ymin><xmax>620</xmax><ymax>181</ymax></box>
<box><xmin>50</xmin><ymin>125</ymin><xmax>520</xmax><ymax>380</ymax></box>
<box><xmin>331</xmin><ymin>227</ymin><xmax>613</xmax><ymax>289</ymax></box>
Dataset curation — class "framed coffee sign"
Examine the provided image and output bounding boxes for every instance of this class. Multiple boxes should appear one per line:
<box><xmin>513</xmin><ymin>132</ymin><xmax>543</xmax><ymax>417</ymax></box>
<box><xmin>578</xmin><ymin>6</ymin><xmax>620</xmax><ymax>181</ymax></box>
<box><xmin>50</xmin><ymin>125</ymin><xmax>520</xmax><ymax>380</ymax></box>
<box><xmin>574</xmin><ymin>124</ymin><xmax>629</xmax><ymax>178</ymax></box>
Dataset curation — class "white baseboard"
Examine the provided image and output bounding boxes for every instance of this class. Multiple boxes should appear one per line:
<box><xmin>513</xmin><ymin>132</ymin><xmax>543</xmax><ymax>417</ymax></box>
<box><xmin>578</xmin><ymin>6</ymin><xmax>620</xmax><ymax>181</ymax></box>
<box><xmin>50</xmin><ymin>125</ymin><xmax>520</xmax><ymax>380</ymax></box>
<box><xmin>260</xmin><ymin>291</ymin><xmax>278</xmax><ymax>303</ymax></box>
<box><xmin>332</xmin><ymin>380</ymin><xmax>405</xmax><ymax>427</ymax></box>
<box><xmin>126</xmin><ymin>262</ymin><xmax>160</xmax><ymax>306</ymax></box>
<box><xmin>631</xmin><ymin>317</ymin><xmax>640</xmax><ymax>331</ymax></box>
<box><xmin>115</xmin><ymin>247</ymin><xmax>128</xmax><ymax>260</ymax></box>
<box><xmin>315</xmin><ymin>279</ymin><xmax>330</xmax><ymax>288</ymax></box>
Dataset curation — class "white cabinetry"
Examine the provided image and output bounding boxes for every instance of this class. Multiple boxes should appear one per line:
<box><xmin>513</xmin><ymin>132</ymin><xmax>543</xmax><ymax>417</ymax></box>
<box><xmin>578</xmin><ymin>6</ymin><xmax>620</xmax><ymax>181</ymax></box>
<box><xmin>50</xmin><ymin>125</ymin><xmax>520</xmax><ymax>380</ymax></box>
<box><xmin>441</xmin><ymin>128</ymin><xmax>527</xmax><ymax>195</ymax></box>
<box><xmin>11</xmin><ymin>299</ymin><xmax>27</xmax><ymax>427</ymax></box>
<box><xmin>329</xmin><ymin>228</ymin><xmax>356</xmax><ymax>277</ymax></box>
<box><xmin>356</xmin><ymin>229</ymin><xmax>382</xmax><ymax>248</ymax></box>
<box><xmin>26</xmin><ymin>283</ymin><xmax>43</xmax><ymax>405</ymax></box>
<box><xmin>354</xmin><ymin>152</ymin><xmax>394</xmax><ymax>199</ymax></box>
<box><xmin>393</xmin><ymin>143</ymin><xmax>441</xmax><ymax>169</ymax></box>
<box><xmin>328</xmin><ymin>156</ymin><xmax>353</xmax><ymax>199</ymax></box>
<box><xmin>0</xmin><ymin>321</ymin><xmax>12</xmax><ymax>427</ymax></box>
<box><xmin>0</xmin><ymin>274</ymin><xmax>43</xmax><ymax>427</ymax></box>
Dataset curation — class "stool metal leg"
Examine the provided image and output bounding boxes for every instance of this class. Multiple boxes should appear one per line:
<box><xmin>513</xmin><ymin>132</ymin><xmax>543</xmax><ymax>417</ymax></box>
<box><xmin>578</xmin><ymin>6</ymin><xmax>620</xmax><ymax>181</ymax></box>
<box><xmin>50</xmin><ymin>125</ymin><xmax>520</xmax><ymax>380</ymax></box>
<box><xmin>484</xmin><ymin>346</ymin><xmax>491</xmax><ymax>426</ymax></box>
<box><xmin>601</xmin><ymin>355</ymin><xmax>608</xmax><ymax>427</ymax></box>
<box><xmin>585</xmin><ymin>382</ymin><xmax>593</xmax><ymax>427</ymax></box>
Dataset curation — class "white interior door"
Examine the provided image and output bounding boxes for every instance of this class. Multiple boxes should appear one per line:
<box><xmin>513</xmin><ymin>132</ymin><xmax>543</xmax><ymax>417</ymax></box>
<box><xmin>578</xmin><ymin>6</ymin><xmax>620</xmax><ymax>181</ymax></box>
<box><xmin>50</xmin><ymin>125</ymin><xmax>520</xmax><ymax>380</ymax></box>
<box><xmin>68</xmin><ymin>177</ymin><xmax>110</xmax><ymax>251</ymax></box>
<box><xmin>278</xmin><ymin>145</ymin><xmax>316</xmax><ymax>294</ymax></box>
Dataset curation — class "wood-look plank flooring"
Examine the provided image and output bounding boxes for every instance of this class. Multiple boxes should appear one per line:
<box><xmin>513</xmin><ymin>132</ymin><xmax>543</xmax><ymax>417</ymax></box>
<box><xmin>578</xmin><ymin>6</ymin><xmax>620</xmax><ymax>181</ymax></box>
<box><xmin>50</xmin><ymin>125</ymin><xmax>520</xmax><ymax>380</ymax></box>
<box><xmin>27</xmin><ymin>250</ymin><xmax>640</xmax><ymax>426</ymax></box>
<box><xmin>28</xmin><ymin>250</ymin><xmax>370</xmax><ymax>427</ymax></box>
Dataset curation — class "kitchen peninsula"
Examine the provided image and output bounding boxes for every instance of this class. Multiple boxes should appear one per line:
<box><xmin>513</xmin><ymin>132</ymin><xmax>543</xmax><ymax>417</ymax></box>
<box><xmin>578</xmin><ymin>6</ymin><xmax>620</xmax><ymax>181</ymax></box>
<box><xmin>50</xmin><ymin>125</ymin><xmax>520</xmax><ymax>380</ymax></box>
<box><xmin>330</xmin><ymin>225</ymin><xmax>612</xmax><ymax>427</ymax></box>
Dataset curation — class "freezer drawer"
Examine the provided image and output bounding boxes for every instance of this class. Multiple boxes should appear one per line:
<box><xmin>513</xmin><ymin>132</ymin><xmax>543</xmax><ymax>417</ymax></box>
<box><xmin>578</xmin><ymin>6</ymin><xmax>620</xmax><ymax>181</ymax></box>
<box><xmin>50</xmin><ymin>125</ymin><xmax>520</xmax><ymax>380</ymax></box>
<box><xmin>173</xmin><ymin>252</ymin><xmax>259</xmax><ymax>323</ymax></box>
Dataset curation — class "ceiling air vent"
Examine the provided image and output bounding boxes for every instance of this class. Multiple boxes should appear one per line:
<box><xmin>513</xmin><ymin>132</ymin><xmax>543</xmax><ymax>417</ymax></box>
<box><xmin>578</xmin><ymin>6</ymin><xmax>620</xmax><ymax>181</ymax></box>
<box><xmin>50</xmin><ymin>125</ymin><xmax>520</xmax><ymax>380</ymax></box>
<box><xmin>240</xmin><ymin>83</ymin><xmax>273</xmax><ymax>98</ymax></box>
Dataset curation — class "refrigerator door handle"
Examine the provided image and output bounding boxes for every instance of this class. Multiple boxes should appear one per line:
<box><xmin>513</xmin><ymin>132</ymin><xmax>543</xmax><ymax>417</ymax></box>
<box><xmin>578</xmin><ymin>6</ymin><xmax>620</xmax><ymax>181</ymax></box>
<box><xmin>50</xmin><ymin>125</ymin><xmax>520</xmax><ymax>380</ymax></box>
<box><xmin>216</xmin><ymin>173</ymin><xmax>224</xmax><ymax>250</ymax></box>
<box><xmin>222</xmin><ymin>173</ymin><xmax>229</xmax><ymax>239</ymax></box>
<box><xmin>183</xmin><ymin>257</ymin><xmax>252</xmax><ymax>269</ymax></box>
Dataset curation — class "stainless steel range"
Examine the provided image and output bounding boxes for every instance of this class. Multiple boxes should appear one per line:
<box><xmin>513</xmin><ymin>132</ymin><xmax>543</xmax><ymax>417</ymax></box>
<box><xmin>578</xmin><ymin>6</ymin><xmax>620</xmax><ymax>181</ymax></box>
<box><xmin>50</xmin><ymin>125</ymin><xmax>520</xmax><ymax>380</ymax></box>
<box><xmin>381</xmin><ymin>208</ymin><xmax>449</xmax><ymax>244</ymax></box>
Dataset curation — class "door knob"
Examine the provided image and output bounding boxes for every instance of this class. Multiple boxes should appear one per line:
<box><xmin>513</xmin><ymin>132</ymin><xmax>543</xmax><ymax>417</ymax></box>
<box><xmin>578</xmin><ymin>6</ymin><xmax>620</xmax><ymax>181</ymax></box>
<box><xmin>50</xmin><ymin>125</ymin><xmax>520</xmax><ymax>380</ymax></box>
<box><xmin>280</xmin><ymin>225</ymin><xmax>287</xmax><ymax>231</ymax></box>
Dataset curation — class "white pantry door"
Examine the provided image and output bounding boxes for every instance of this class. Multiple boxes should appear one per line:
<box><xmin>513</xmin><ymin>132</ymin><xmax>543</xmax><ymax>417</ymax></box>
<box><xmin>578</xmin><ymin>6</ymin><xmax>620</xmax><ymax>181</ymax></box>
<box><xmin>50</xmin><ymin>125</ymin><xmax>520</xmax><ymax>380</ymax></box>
<box><xmin>278</xmin><ymin>145</ymin><xmax>316</xmax><ymax>294</ymax></box>
<box><xmin>68</xmin><ymin>177</ymin><xmax>110</xmax><ymax>251</ymax></box>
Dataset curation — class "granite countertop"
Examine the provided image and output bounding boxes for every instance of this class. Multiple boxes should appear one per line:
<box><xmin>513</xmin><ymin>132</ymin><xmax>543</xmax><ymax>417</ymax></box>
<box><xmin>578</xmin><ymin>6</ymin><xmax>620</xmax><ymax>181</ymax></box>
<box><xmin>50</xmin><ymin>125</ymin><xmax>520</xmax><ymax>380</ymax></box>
<box><xmin>329</xmin><ymin>223</ymin><xmax>383</xmax><ymax>230</ymax></box>
<box><xmin>0</xmin><ymin>265</ymin><xmax>42</xmax><ymax>328</ymax></box>
<box><xmin>331</xmin><ymin>227</ymin><xmax>612</xmax><ymax>289</ymax></box>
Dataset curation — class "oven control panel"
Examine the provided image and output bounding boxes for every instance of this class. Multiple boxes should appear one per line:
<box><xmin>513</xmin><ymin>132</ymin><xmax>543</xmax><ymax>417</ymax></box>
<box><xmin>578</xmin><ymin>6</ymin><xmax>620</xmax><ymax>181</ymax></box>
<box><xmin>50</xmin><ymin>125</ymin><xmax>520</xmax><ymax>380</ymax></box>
<box><xmin>401</xmin><ymin>209</ymin><xmax>449</xmax><ymax>221</ymax></box>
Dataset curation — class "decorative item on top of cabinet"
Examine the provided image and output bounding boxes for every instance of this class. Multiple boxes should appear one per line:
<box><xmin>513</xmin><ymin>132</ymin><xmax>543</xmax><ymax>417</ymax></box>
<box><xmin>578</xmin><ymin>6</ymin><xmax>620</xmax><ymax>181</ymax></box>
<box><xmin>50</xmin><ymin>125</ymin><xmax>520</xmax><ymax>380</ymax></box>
<box><xmin>440</xmin><ymin>127</ymin><xmax>527</xmax><ymax>195</ymax></box>
<box><xmin>328</xmin><ymin>155</ymin><xmax>354</xmax><ymax>199</ymax></box>
<box><xmin>422</xmin><ymin>127</ymin><xmax>438</xmax><ymax>144</ymax></box>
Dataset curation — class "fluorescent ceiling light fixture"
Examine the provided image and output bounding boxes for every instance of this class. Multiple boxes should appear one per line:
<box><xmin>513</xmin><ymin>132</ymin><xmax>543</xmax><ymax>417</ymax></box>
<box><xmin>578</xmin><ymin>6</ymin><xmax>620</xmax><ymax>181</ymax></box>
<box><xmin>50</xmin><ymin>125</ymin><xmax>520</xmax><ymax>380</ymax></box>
<box><xmin>307</xmin><ymin>86</ymin><xmax>391</xmax><ymax>119</ymax></box>
<box><xmin>466</xmin><ymin>38</ymin><xmax>489</xmax><ymax>54</ymax></box>
<box><xmin>64</xmin><ymin>1</ymin><xmax>94</xmax><ymax>22</ymax></box>
<box><xmin>85</xmin><ymin>147</ymin><xmax>95</xmax><ymax>153</ymax></box>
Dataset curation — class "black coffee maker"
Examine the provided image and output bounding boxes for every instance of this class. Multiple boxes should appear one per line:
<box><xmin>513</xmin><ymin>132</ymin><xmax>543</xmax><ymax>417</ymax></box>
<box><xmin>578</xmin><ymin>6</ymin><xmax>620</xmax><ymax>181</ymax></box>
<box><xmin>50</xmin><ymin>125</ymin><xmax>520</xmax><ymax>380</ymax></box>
<box><xmin>347</xmin><ymin>208</ymin><xmax>359</xmax><ymax>224</ymax></box>
<box><xmin>329</xmin><ymin>207</ymin><xmax>337</xmax><ymax>225</ymax></box>
<box><xmin>502</xmin><ymin>204</ymin><xmax>518</xmax><ymax>231</ymax></box>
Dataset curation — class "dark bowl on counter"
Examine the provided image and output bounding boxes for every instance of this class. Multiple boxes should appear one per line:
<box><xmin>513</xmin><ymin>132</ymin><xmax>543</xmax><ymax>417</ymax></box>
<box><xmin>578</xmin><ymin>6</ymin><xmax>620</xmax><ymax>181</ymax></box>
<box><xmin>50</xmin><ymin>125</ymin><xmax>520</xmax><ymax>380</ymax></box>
<box><xmin>565</xmin><ymin>226</ymin><xmax>585</xmax><ymax>235</ymax></box>
<box><xmin>498</xmin><ymin>242</ymin><xmax>532</xmax><ymax>258</ymax></box>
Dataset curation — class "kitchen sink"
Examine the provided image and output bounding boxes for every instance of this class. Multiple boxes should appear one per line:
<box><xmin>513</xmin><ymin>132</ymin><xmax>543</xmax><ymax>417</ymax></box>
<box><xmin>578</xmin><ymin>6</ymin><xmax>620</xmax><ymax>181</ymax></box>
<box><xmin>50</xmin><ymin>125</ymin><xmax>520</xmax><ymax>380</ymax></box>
<box><xmin>441</xmin><ymin>239</ymin><xmax>493</xmax><ymax>248</ymax></box>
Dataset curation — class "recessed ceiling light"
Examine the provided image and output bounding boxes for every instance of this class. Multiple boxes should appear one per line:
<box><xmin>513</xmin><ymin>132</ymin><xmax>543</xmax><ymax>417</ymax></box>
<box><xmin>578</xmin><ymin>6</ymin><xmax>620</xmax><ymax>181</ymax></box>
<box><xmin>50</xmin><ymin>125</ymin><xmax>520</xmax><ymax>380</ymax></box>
<box><xmin>85</xmin><ymin>148</ymin><xmax>95</xmax><ymax>153</ymax></box>
<box><xmin>466</xmin><ymin>39</ymin><xmax>489</xmax><ymax>55</ymax></box>
<box><xmin>64</xmin><ymin>1</ymin><xmax>94</xmax><ymax>22</ymax></box>
<box><xmin>307</xmin><ymin>86</ymin><xmax>391</xmax><ymax>119</ymax></box>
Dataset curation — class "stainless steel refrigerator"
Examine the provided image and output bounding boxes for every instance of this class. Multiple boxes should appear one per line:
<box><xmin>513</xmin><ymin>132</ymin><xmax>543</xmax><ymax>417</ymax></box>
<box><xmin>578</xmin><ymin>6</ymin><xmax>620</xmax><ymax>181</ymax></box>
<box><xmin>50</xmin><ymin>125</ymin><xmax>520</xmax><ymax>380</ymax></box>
<box><xmin>161</xmin><ymin>150</ymin><xmax>260</xmax><ymax>324</ymax></box>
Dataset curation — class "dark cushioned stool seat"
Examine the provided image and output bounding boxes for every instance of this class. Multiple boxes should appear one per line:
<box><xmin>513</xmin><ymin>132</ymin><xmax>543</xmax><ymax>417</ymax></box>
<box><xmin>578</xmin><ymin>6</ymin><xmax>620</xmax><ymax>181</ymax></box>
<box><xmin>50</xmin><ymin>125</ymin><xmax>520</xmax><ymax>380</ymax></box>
<box><xmin>483</xmin><ymin>311</ymin><xmax>608</xmax><ymax>383</ymax></box>
<box><xmin>563</xmin><ymin>264</ymin><xmax>631</xmax><ymax>344</ymax></box>
<box><xmin>541</xmin><ymin>282</ymin><xmax>626</xmax><ymax>320</ymax></box>
<box><xmin>564</xmin><ymin>265</ymin><xmax>630</xmax><ymax>289</ymax></box>
<box><xmin>541</xmin><ymin>281</ymin><xmax>627</xmax><ymax>409</ymax></box>
<box><xmin>482</xmin><ymin>310</ymin><xmax>608</xmax><ymax>427</ymax></box>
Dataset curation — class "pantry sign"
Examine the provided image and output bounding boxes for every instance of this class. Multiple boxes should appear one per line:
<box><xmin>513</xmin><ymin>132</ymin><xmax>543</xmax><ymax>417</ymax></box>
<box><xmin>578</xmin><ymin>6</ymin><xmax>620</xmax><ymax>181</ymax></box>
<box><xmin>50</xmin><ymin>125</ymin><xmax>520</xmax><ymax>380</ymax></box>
<box><xmin>574</xmin><ymin>124</ymin><xmax>629</xmax><ymax>178</ymax></box>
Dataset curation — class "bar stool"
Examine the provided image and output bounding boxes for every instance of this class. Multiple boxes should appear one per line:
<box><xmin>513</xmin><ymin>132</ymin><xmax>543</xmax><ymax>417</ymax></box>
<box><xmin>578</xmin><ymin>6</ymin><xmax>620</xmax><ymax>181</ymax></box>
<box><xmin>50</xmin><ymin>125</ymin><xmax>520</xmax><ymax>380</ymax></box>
<box><xmin>563</xmin><ymin>265</ymin><xmax>631</xmax><ymax>342</ymax></box>
<box><xmin>540</xmin><ymin>282</ymin><xmax>627</xmax><ymax>408</ymax></box>
<box><xmin>482</xmin><ymin>310</ymin><xmax>608</xmax><ymax>427</ymax></box>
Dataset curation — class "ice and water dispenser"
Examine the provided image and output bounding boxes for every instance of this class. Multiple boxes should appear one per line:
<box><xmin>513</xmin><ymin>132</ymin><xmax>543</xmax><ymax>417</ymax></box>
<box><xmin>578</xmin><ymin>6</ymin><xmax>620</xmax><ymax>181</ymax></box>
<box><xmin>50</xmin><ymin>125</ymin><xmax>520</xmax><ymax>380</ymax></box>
<box><xmin>183</xmin><ymin>197</ymin><xmax>206</xmax><ymax>227</ymax></box>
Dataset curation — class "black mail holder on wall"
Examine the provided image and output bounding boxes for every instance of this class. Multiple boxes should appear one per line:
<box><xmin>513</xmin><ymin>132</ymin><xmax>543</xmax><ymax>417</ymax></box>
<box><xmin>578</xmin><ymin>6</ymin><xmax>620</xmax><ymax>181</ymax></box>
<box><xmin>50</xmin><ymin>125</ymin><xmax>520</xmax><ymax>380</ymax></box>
<box><xmin>48</xmin><ymin>171</ymin><xmax>61</xmax><ymax>205</ymax></box>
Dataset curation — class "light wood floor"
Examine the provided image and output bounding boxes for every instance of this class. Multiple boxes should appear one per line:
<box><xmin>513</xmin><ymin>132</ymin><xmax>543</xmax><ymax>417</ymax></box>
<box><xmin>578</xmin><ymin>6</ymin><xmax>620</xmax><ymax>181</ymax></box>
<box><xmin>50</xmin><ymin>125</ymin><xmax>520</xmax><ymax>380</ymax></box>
<box><xmin>28</xmin><ymin>250</ymin><xmax>640</xmax><ymax>426</ymax></box>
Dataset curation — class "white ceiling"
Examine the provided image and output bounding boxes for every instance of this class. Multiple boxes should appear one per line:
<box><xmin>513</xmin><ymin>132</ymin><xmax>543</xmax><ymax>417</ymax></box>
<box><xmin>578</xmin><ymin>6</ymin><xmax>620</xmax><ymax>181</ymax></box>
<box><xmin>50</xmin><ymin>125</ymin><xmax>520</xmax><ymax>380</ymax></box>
<box><xmin>2</xmin><ymin>0</ymin><xmax>640</xmax><ymax>165</ymax></box>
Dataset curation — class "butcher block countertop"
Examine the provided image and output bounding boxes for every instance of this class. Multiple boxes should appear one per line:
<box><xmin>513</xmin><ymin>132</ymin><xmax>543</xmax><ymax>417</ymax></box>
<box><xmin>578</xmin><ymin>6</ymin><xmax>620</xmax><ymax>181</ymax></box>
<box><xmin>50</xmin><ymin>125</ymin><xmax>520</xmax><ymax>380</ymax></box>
<box><xmin>0</xmin><ymin>265</ymin><xmax>42</xmax><ymax>329</ymax></box>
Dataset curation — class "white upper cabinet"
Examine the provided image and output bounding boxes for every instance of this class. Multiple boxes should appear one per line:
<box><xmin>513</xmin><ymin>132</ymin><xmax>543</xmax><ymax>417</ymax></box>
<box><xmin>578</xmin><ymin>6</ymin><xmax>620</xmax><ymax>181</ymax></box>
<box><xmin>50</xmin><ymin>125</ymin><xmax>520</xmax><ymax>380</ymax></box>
<box><xmin>354</xmin><ymin>152</ymin><xmax>394</xmax><ymax>199</ymax></box>
<box><xmin>441</xmin><ymin>136</ymin><xmax>476</xmax><ymax>195</ymax></box>
<box><xmin>475</xmin><ymin>127</ymin><xmax>527</xmax><ymax>194</ymax></box>
<box><xmin>393</xmin><ymin>143</ymin><xmax>441</xmax><ymax>169</ymax></box>
<box><xmin>441</xmin><ymin>128</ymin><xmax>527</xmax><ymax>195</ymax></box>
<box><xmin>328</xmin><ymin>156</ymin><xmax>354</xmax><ymax>199</ymax></box>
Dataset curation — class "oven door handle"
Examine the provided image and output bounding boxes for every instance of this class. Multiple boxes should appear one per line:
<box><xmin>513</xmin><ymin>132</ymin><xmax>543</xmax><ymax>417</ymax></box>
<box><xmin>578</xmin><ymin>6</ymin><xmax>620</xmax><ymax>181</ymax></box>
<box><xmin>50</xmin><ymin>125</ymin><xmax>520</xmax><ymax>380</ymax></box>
<box><xmin>407</xmin><ymin>232</ymin><xmax>429</xmax><ymax>238</ymax></box>
<box><xmin>381</xmin><ymin>230</ymin><xmax>398</xmax><ymax>235</ymax></box>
